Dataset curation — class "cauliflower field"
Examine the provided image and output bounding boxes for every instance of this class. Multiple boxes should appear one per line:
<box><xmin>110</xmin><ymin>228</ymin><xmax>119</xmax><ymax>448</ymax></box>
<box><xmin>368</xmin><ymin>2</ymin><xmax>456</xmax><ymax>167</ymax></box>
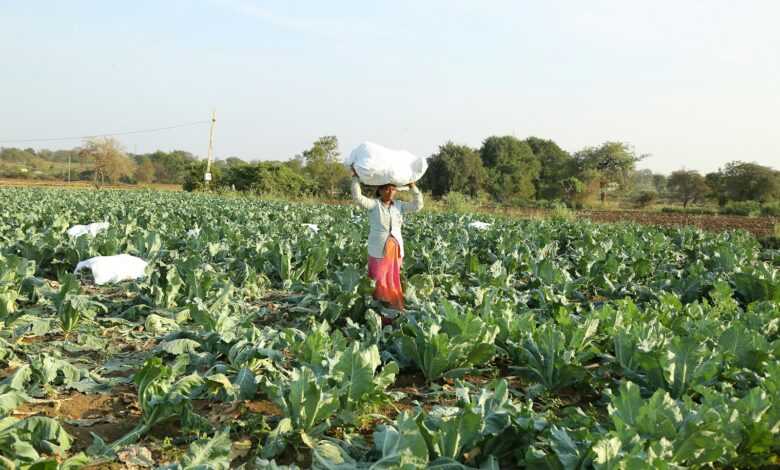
<box><xmin>0</xmin><ymin>188</ymin><xmax>779</xmax><ymax>468</ymax></box>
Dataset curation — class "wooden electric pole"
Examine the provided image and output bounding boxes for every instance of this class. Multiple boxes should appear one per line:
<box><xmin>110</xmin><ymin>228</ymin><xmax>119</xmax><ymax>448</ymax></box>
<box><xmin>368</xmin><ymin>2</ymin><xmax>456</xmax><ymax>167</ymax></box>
<box><xmin>204</xmin><ymin>110</ymin><xmax>216</xmax><ymax>186</ymax></box>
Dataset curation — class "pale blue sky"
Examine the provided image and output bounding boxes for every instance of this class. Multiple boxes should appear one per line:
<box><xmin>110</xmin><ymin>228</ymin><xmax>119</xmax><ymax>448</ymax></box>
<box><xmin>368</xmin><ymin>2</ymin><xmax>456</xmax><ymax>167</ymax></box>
<box><xmin>1</xmin><ymin>1</ymin><xmax>778</xmax><ymax>174</ymax></box>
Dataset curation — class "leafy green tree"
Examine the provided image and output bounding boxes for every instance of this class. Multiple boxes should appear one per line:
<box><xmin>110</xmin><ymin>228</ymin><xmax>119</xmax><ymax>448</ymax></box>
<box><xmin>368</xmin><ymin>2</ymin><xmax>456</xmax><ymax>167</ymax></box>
<box><xmin>712</xmin><ymin>161</ymin><xmax>780</xmax><ymax>203</ymax></box>
<box><xmin>574</xmin><ymin>141</ymin><xmax>643</xmax><ymax>204</ymax></box>
<box><xmin>704</xmin><ymin>172</ymin><xmax>727</xmax><ymax>206</ymax></box>
<box><xmin>524</xmin><ymin>137</ymin><xmax>575</xmax><ymax>200</ymax></box>
<box><xmin>219</xmin><ymin>161</ymin><xmax>315</xmax><ymax>196</ymax></box>
<box><xmin>652</xmin><ymin>173</ymin><xmax>668</xmax><ymax>194</ymax></box>
<box><xmin>420</xmin><ymin>142</ymin><xmax>485</xmax><ymax>197</ymax></box>
<box><xmin>224</xmin><ymin>157</ymin><xmax>247</xmax><ymax>167</ymax></box>
<box><xmin>479</xmin><ymin>136</ymin><xmax>540</xmax><ymax>203</ymax></box>
<box><xmin>560</xmin><ymin>176</ymin><xmax>586</xmax><ymax>207</ymax></box>
<box><xmin>183</xmin><ymin>160</ymin><xmax>221</xmax><ymax>191</ymax></box>
<box><xmin>146</xmin><ymin>150</ymin><xmax>197</xmax><ymax>183</ymax></box>
<box><xmin>634</xmin><ymin>190</ymin><xmax>658</xmax><ymax>208</ymax></box>
<box><xmin>667</xmin><ymin>170</ymin><xmax>710</xmax><ymax>208</ymax></box>
<box><xmin>300</xmin><ymin>136</ymin><xmax>349</xmax><ymax>196</ymax></box>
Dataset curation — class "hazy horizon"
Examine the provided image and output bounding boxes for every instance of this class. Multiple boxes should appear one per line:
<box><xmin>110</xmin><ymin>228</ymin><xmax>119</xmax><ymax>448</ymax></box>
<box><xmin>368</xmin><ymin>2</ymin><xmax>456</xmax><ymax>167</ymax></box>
<box><xmin>1</xmin><ymin>1</ymin><xmax>778</xmax><ymax>175</ymax></box>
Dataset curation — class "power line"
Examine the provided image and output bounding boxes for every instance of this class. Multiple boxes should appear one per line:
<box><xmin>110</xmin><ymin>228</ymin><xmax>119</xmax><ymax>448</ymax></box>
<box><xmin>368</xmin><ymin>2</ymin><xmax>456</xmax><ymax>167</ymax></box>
<box><xmin>0</xmin><ymin>120</ymin><xmax>211</xmax><ymax>145</ymax></box>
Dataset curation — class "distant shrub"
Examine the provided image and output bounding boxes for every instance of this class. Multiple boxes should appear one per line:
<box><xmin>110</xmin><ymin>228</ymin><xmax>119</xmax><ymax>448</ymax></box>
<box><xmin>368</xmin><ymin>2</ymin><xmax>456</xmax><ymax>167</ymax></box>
<box><xmin>720</xmin><ymin>201</ymin><xmax>761</xmax><ymax>216</ymax></box>
<box><xmin>660</xmin><ymin>206</ymin><xmax>717</xmax><ymax>215</ymax></box>
<box><xmin>512</xmin><ymin>199</ymin><xmax>567</xmax><ymax>210</ymax></box>
<box><xmin>760</xmin><ymin>201</ymin><xmax>780</xmax><ymax>217</ymax></box>
<box><xmin>634</xmin><ymin>191</ymin><xmax>658</xmax><ymax>208</ymax></box>
<box><xmin>549</xmin><ymin>202</ymin><xmax>575</xmax><ymax>222</ymax></box>
<box><xmin>444</xmin><ymin>191</ymin><xmax>474</xmax><ymax>213</ymax></box>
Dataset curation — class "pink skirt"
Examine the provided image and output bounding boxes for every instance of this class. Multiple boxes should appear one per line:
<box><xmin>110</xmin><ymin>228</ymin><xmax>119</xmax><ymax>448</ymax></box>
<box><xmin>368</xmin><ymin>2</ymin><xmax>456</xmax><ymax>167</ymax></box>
<box><xmin>368</xmin><ymin>237</ymin><xmax>404</xmax><ymax>310</ymax></box>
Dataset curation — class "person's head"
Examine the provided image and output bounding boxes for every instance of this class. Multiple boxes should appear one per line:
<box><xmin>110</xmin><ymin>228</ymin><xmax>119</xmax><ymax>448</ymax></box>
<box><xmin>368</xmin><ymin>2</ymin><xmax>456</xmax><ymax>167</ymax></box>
<box><xmin>376</xmin><ymin>184</ymin><xmax>397</xmax><ymax>203</ymax></box>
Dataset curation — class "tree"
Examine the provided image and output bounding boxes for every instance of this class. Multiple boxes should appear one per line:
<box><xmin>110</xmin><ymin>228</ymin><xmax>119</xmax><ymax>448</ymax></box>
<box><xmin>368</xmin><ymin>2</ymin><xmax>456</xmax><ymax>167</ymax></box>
<box><xmin>524</xmin><ymin>137</ymin><xmax>575</xmax><ymax>200</ymax></box>
<box><xmin>705</xmin><ymin>172</ymin><xmax>727</xmax><ymax>206</ymax></box>
<box><xmin>300</xmin><ymin>136</ymin><xmax>349</xmax><ymax>196</ymax></box>
<box><xmin>652</xmin><ymin>173</ymin><xmax>667</xmax><ymax>195</ymax></box>
<box><xmin>183</xmin><ymin>160</ymin><xmax>222</xmax><ymax>191</ymax></box>
<box><xmin>80</xmin><ymin>138</ymin><xmax>135</xmax><ymax>187</ymax></box>
<box><xmin>634</xmin><ymin>190</ymin><xmax>658</xmax><ymax>208</ymax></box>
<box><xmin>479</xmin><ymin>136</ymin><xmax>541</xmax><ymax>203</ymax></box>
<box><xmin>420</xmin><ymin>142</ymin><xmax>485</xmax><ymax>197</ymax></box>
<box><xmin>574</xmin><ymin>142</ymin><xmax>643</xmax><ymax>204</ymax></box>
<box><xmin>667</xmin><ymin>170</ymin><xmax>710</xmax><ymax>208</ymax></box>
<box><xmin>145</xmin><ymin>150</ymin><xmax>197</xmax><ymax>183</ymax></box>
<box><xmin>134</xmin><ymin>157</ymin><xmax>156</xmax><ymax>183</ymax></box>
<box><xmin>712</xmin><ymin>161</ymin><xmax>780</xmax><ymax>203</ymax></box>
<box><xmin>224</xmin><ymin>157</ymin><xmax>247</xmax><ymax>167</ymax></box>
<box><xmin>561</xmin><ymin>176</ymin><xmax>586</xmax><ymax>206</ymax></box>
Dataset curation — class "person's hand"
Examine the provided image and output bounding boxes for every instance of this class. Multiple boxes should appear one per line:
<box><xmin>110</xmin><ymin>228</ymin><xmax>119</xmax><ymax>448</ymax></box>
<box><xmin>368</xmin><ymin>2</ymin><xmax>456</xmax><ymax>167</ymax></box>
<box><xmin>409</xmin><ymin>181</ymin><xmax>416</xmax><ymax>189</ymax></box>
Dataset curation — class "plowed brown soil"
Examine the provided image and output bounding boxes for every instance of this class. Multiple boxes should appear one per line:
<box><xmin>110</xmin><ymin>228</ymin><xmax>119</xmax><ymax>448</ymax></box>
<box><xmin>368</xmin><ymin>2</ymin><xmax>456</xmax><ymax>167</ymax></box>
<box><xmin>578</xmin><ymin>210</ymin><xmax>778</xmax><ymax>238</ymax></box>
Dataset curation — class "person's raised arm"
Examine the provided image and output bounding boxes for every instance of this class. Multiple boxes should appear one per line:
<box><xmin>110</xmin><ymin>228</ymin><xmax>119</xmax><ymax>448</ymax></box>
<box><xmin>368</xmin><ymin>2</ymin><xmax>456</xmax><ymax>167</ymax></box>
<box><xmin>350</xmin><ymin>165</ymin><xmax>376</xmax><ymax>210</ymax></box>
<box><xmin>400</xmin><ymin>181</ymin><xmax>424</xmax><ymax>213</ymax></box>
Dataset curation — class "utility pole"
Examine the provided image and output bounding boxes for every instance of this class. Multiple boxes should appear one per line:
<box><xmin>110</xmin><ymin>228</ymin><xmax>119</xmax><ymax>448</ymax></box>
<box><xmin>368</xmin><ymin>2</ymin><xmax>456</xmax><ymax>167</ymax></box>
<box><xmin>204</xmin><ymin>110</ymin><xmax>216</xmax><ymax>186</ymax></box>
<box><xmin>67</xmin><ymin>153</ymin><xmax>71</xmax><ymax>183</ymax></box>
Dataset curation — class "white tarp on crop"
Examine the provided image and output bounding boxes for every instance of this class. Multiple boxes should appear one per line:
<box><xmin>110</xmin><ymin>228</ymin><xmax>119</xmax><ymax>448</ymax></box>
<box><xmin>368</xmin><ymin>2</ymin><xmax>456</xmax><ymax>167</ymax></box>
<box><xmin>345</xmin><ymin>142</ymin><xmax>428</xmax><ymax>187</ymax></box>
<box><xmin>67</xmin><ymin>222</ymin><xmax>110</xmax><ymax>238</ymax></box>
<box><xmin>74</xmin><ymin>254</ymin><xmax>148</xmax><ymax>285</ymax></box>
<box><xmin>468</xmin><ymin>221</ymin><xmax>492</xmax><ymax>230</ymax></box>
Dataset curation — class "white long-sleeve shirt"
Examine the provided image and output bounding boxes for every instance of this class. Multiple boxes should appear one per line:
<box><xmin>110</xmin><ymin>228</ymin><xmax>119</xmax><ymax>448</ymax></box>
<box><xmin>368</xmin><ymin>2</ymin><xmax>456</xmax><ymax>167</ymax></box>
<box><xmin>350</xmin><ymin>177</ymin><xmax>424</xmax><ymax>258</ymax></box>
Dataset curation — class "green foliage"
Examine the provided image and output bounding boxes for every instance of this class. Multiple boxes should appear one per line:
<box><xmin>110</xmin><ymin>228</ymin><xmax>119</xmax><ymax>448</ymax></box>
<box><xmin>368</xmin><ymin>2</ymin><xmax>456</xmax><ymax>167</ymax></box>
<box><xmin>667</xmin><ymin>169</ymin><xmax>710</xmax><ymax>208</ymax></box>
<box><xmin>479</xmin><ymin>136</ymin><xmax>541</xmax><ymax>203</ymax></box>
<box><xmin>721</xmin><ymin>200</ymin><xmax>761</xmax><ymax>216</ymax></box>
<box><xmin>549</xmin><ymin>202</ymin><xmax>575</xmax><ymax>222</ymax></box>
<box><xmin>508</xmin><ymin>320</ymin><xmax>598</xmax><ymax>393</ymax></box>
<box><xmin>633</xmin><ymin>190</ymin><xmax>657</xmax><ymax>208</ymax></box>
<box><xmin>399</xmin><ymin>302</ymin><xmax>498</xmax><ymax>381</ymax></box>
<box><xmin>760</xmin><ymin>201</ymin><xmax>780</xmax><ymax>216</ymax></box>
<box><xmin>525</xmin><ymin>137</ymin><xmax>576</xmax><ymax>200</ymax></box>
<box><xmin>442</xmin><ymin>192</ymin><xmax>475</xmax><ymax>213</ymax></box>
<box><xmin>709</xmin><ymin>161</ymin><xmax>780</xmax><ymax>204</ymax></box>
<box><xmin>106</xmin><ymin>357</ymin><xmax>206</xmax><ymax>451</ymax></box>
<box><xmin>183</xmin><ymin>160</ymin><xmax>222</xmax><ymax>191</ymax></box>
<box><xmin>0</xmin><ymin>416</ymin><xmax>73</xmax><ymax>464</ymax></box>
<box><xmin>299</xmin><ymin>136</ymin><xmax>350</xmax><ymax>197</ymax></box>
<box><xmin>158</xmin><ymin>429</ymin><xmax>232</xmax><ymax>470</ymax></box>
<box><xmin>0</xmin><ymin>188</ymin><xmax>779</xmax><ymax>467</ymax></box>
<box><xmin>52</xmin><ymin>273</ymin><xmax>103</xmax><ymax>335</ymax></box>
<box><xmin>660</xmin><ymin>206</ymin><xmax>717</xmax><ymax>215</ymax></box>
<box><xmin>574</xmin><ymin>141</ymin><xmax>643</xmax><ymax>204</ymax></box>
<box><xmin>421</xmin><ymin>142</ymin><xmax>486</xmax><ymax>198</ymax></box>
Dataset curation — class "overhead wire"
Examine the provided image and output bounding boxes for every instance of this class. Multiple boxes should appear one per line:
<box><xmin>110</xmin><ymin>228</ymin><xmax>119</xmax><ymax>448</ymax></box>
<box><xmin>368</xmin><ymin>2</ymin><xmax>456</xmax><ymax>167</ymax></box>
<box><xmin>0</xmin><ymin>120</ymin><xmax>211</xmax><ymax>144</ymax></box>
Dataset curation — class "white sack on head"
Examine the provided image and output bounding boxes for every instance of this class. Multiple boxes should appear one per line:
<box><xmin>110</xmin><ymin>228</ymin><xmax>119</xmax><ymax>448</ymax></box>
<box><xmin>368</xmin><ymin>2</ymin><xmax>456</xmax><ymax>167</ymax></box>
<box><xmin>345</xmin><ymin>142</ymin><xmax>428</xmax><ymax>186</ymax></box>
<box><xmin>468</xmin><ymin>221</ymin><xmax>492</xmax><ymax>230</ymax></box>
<box><xmin>74</xmin><ymin>254</ymin><xmax>148</xmax><ymax>285</ymax></box>
<box><xmin>67</xmin><ymin>222</ymin><xmax>110</xmax><ymax>238</ymax></box>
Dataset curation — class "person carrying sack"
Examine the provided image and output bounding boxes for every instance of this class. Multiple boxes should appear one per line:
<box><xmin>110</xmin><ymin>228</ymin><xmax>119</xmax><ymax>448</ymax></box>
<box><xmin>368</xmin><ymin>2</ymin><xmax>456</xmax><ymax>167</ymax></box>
<box><xmin>350</xmin><ymin>164</ymin><xmax>423</xmax><ymax>322</ymax></box>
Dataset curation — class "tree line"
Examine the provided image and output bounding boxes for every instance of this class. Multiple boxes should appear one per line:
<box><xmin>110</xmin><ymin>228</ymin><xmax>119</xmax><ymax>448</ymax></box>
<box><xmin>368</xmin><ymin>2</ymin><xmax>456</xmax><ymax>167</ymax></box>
<box><xmin>2</xmin><ymin>135</ymin><xmax>778</xmax><ymax>210</ymax></box>
<box><xmin>0</xmin><ymin>142</ymin><xmax>197</xmax><ymax>185</ymax></box>
<box><xmin>419</xmin><ymin>137</ymin><xmax>780</xmax><ymax>209</ymax></box>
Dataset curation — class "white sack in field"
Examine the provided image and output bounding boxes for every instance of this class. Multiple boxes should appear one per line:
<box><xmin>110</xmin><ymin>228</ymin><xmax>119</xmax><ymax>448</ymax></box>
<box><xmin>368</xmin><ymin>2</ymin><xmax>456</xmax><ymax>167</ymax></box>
<box><xmin>345</xmin><ymin>142</ymin><xmax>428</xmax><ymax>186</ymax></box>
<box><xmin>468</xmin><ymin>221</ymin><xmax>492</xmax><ymax>230</ymax></box>
<box><xmin>74</xmin><ymin>254</ymin><xmax>148</xmax><ymax>285</ymax></box>
<box><xmin>302</xmin><ymin>224</ymin><xmax>319</xmax><ymax>233</ymax></box>
<box><xmin>67</xmin><ymin>222</ymin><xmax>110</xmax><ymax>238</ymax></box>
